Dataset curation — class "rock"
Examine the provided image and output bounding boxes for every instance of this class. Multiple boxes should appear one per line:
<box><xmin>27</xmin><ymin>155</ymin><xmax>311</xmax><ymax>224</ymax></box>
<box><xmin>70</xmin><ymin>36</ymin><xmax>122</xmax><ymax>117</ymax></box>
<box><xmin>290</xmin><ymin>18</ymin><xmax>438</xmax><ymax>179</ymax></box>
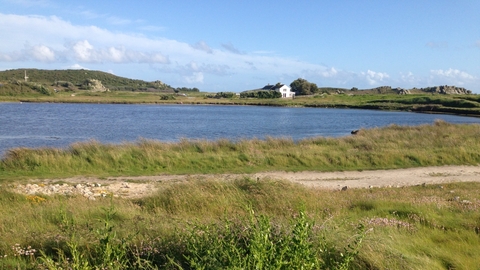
<box><xmin>395</xmin><ymin>88</ymin><xmax>410</xmax><ymax>95</ymax></box>
<box><xmin>461</xmin><ymin>200</ymin><xmax>472</xmax><ymax>205</ymax></box>
<box><xmin>83</xmin><ymin>79</ymin><xmax>109</xmax><ymax>92</ymax></box>
<box><xmin>421</xmin><ymin>85</ymin><xmax>472</xmax><ymax>95</ymax></box>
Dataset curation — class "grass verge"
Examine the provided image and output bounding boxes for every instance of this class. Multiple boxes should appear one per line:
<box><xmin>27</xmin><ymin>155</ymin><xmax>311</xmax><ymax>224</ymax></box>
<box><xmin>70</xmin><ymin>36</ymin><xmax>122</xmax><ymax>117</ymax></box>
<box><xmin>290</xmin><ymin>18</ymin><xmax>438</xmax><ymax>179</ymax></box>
<box><xmin>1</xmin><ymin>120</ymin><xmax>480</xmax><ymax>180</ymax></box>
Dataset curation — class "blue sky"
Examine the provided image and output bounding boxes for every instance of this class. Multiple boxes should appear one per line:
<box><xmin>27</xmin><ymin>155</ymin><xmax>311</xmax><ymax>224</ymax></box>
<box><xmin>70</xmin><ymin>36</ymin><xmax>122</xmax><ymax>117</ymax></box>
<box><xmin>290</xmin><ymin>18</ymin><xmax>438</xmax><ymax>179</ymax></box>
<box><xmin>1</xmin><ymin>0</ymin><xmax>479</xmax><ymax>93</ymax></box>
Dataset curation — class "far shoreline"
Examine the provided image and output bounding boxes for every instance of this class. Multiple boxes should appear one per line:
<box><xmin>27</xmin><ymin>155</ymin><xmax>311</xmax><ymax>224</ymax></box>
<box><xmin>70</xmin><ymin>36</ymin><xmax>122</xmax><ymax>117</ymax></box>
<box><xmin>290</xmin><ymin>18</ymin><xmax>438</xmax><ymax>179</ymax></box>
<box><xmin>3</xmin><ymin>98</ymin><xmax>480</xmax><ymax>119</ymax></box>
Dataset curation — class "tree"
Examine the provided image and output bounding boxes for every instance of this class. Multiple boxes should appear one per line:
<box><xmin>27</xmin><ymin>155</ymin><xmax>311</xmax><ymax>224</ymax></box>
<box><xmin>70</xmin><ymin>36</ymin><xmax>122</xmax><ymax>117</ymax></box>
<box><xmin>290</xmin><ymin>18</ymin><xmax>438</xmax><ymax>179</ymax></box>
<box><xmin>290</xmin><ymin>78</ymin><xmax>318</xmax><ymax>95</ymax></box>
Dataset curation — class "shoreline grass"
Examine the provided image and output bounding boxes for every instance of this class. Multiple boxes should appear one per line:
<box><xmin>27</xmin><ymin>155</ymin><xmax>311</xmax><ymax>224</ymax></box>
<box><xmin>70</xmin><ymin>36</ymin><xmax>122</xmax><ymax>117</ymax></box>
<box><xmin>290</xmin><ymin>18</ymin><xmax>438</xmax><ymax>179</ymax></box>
<box><xmin>1</xmin><ymin>120</ymin><xmax>480</xmax><ymax>180</ymax></box>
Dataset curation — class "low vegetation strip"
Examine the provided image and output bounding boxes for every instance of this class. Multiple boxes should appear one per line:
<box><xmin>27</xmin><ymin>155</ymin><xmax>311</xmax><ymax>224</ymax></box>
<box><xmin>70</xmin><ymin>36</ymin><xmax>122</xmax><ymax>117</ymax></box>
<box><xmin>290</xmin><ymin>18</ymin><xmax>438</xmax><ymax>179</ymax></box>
<box><xmin>1</xmin><ymin>120</ymin><xmax>480</xmax><ymax>180</ymax></box>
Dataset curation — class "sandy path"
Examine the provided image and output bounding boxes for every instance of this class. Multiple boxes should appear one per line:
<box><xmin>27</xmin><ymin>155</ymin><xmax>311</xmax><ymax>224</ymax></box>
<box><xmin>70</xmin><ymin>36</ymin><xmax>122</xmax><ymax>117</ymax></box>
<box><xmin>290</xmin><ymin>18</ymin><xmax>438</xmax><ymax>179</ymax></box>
<box><xmin>11</xmin><ymin>165</ymin><xmax>479</xmax><ymax>199</ymax></box>
<box><xmin>253</xmin><ymin>165</ymin><xmax>480</xmax><ymax>189</ymax></box>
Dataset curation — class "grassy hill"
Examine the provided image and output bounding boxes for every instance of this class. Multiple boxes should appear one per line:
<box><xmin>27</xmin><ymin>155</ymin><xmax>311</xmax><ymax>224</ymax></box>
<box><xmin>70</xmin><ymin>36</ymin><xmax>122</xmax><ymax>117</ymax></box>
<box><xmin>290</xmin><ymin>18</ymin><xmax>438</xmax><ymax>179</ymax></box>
<box><xmin>0</xmin><ymin>68</ymin><xmax>173</xmax><ymax>92</ymax></box>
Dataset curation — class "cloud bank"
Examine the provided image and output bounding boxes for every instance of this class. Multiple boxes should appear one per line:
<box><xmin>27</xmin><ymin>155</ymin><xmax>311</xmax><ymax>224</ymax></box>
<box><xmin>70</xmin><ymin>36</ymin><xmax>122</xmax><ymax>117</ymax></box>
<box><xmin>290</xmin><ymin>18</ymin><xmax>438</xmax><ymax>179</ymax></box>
<box><xmin>0</xmin><ymin>13</ymin><xmax>478</xmax><ymax>92</ymax></box>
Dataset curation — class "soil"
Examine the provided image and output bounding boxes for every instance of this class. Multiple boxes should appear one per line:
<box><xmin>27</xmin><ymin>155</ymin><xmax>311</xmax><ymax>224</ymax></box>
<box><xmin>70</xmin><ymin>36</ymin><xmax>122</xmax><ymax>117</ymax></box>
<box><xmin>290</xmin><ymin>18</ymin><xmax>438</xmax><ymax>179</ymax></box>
<box><xmin>7</xmin><ymin>165</ymin><xmax>480</xmax><ymax>199</ymax></box>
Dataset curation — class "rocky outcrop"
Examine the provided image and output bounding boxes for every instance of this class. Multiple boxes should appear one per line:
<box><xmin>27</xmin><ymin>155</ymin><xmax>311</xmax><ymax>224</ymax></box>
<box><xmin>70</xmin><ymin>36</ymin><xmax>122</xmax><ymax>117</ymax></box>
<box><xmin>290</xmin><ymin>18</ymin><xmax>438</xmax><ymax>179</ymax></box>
<box><xmin>395</xmin><ymin>88</ymin><xmax>410</xmax><ymax>95</ymax></box>
<box><xmin>83</xmin><ymin>79</ymin><xmax>109</xmax><ymax>92</ymax></box>
<box><xmin>421</xmin><ymin>85</ymin><xmax>471</xmax><ymax>95</ymax></box>
<box><xmin>373</xmin><ymin>86</ymin><xmax>392</xmax><ymax>94</ymax></box>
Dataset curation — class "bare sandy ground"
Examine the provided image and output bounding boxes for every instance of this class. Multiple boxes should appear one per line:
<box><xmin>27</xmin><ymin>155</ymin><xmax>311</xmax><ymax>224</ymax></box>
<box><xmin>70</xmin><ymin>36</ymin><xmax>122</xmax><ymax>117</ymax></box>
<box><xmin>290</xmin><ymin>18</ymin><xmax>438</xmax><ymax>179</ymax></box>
<box><xmin>13</xmin><ymin>165</ymin><xmax>479</xmax><ymax>199</ymax></box>
<box><xmin>253</xmin><ymin>165</ymin><xmax>480</xmax><ymax>189</ymax></box>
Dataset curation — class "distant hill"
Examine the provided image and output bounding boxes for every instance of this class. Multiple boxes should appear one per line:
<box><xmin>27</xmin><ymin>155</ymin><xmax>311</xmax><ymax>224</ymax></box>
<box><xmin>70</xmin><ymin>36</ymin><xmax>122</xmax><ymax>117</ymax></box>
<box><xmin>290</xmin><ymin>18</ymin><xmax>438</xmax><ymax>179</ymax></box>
<box><xmin>0</xmin><ymin>68</ymin><xmax>173</xmax><ymax>92</ymax></box>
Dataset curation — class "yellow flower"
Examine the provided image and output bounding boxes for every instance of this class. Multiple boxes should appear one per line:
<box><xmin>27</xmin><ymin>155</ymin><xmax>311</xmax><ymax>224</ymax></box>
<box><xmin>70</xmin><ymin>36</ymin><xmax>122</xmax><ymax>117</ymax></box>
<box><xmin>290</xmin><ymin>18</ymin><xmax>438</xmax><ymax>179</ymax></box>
<box><xmin>26</xmin><ymin>195</ymin><xmax>47</xmax><ymax>203</ymax></box>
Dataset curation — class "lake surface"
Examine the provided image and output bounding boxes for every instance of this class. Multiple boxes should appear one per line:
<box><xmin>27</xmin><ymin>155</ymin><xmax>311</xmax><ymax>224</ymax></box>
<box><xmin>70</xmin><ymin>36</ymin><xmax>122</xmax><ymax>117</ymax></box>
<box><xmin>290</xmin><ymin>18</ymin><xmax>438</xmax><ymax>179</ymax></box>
<box><xmin>1</xmin><ymin>102</ymin><xmax>480</xmax><ymax>157</ymax></box>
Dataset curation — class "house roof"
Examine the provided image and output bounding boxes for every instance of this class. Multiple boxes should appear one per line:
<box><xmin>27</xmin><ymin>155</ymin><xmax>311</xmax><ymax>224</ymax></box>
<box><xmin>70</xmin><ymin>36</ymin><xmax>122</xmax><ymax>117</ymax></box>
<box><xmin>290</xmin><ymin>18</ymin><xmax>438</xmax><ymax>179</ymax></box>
<box><xmin>262</xmin><ymin>84</ymin><xmax>288</xmax><ymax>90</ymax></box>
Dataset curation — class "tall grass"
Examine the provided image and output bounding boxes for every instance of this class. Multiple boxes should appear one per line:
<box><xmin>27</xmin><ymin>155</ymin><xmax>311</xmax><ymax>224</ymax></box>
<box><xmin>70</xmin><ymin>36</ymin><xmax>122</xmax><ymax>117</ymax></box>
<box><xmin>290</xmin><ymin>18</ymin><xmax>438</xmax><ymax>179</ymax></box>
<box><xmin>1</xmin><ymin>121</ymin><xmax>480</xmax><ymax>180</ymax></box>
<box><xmin>1</xmin><ymin>178</ymin><xmax>480</xmax><ymax>269</ymax></box>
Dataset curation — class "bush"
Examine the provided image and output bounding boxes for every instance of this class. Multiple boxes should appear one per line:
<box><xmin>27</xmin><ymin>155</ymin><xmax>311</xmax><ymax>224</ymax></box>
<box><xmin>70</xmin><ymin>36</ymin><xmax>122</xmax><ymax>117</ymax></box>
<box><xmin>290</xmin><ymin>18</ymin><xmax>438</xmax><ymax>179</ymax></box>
<box><xmin>240</xmin><ymin>90</ymin><xmax>282</xmax><ymax>99</ymax></box>
<box><xmin>214</xmin><ymin>92</ymin><xmax>236</xmax><ymax>98</ymax></box>
<box><xmin>160</xmin><ymin>94</ymin><xmax>176</xmax><ymax>100</ymax></box>
<box><xmin>168</xmin><ymin>209</ymin><xmax>365</xmax><ymax>269</ymax></box>
<box><xmin>21</xmin><ymin>82</ymin><xmax>55</xmax><ymax>95</ymax></box>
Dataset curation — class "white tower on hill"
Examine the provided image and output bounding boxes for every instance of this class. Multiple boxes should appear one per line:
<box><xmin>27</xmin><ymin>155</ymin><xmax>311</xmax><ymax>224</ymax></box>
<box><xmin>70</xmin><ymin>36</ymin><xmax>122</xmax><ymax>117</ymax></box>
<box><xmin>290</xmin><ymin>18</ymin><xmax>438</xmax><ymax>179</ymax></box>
<box><xmin>24</xmin><ymin>70</ymin><xmax>28</xmax><ymax>82</ymax></box>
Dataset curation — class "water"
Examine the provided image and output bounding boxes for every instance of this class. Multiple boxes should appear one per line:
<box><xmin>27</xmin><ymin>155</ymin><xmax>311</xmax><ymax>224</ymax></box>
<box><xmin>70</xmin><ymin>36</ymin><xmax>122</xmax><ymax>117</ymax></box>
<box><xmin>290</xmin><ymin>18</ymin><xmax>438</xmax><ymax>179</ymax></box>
<box><xmin>1</xmin><ymin>102</ymin><xmax>480</xmax><ymax>157</ymax></box>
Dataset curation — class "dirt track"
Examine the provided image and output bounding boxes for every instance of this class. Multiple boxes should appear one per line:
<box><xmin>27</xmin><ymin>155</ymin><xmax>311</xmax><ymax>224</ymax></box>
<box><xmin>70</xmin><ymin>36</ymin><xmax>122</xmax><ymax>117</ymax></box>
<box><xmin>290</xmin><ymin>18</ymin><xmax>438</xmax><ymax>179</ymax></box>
<box><xmin>10</xmin><ymin>165</ymin><xmax>480</xmax><ymax>199</ymax></box>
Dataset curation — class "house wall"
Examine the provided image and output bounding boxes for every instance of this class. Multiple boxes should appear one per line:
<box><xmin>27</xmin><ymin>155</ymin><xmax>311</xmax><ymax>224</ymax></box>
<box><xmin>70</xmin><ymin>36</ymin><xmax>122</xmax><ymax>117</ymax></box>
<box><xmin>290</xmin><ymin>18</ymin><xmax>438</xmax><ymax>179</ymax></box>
<box><xmin>278</xmin><ymin>85</ymin><xmax>295</xmax><ymax>98</ymax></box>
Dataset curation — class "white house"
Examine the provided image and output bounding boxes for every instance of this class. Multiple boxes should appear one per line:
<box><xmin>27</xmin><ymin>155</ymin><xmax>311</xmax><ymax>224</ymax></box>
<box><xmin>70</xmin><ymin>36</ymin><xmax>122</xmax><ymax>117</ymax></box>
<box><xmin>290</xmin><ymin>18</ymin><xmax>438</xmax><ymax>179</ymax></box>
<box><xmin>262</xmin><ymin>83</ymin><xmax>295</xmax><ymax>98</ymax></box>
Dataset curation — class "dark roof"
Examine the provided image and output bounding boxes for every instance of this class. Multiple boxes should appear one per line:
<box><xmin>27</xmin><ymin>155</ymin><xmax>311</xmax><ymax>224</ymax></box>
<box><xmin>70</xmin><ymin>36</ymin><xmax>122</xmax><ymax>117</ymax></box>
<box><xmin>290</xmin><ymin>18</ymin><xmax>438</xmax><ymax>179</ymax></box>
<box><xmin>262</xmin><ymin>84</ymin><xmax>286</xmax><ymax>90</ymax></box>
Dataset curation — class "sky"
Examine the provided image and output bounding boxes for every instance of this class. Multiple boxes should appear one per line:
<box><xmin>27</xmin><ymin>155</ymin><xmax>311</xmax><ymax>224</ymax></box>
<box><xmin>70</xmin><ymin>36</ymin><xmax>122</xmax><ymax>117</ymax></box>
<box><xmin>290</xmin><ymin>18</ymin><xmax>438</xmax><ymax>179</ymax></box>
<box><xmin>0</xmin><ymin>0</ymin><xmax>479</xmax><ymax>93</ymax></box>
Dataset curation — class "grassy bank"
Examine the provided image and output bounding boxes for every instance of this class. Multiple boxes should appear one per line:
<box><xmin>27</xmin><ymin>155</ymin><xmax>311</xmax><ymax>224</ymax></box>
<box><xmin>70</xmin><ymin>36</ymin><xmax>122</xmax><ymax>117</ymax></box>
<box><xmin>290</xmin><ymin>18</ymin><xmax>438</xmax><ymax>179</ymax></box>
<box><xmin>1</xmin><ymin>120</ymin><xmax>480</xmax><ymax>180</ymax></box>
<box><xmin>1</xmin><ymin>178</ymin><xmax>480</xmax><ymax>269</ymax></box>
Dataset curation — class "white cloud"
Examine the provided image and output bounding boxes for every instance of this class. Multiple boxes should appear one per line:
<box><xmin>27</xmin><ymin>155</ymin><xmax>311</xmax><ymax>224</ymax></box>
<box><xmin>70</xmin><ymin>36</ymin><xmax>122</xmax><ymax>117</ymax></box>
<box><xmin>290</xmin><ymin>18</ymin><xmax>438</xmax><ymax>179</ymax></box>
<box><xmin>362</xmin><ymin>70</ymin><xmax>390</xmax><ymax>85</ymax></box>
<box><xmin>429</xmin><ymin>68</ymin><xmax>477</xmax><ymax>87</ymax></box>
<box><xmin>191</xmin><ymin>41</ymin><xmax>213</xmax><ymax>54</ymax></box>
<box><xmin>68</xmin><ymin>63</ymin><xmax>88</xmax><ymax>69</ymax></box>
<box><xmin>29</xmin><ymin>44</ymin><xmax>56</xmax><ymax>62</ymax></box>
<box><xmin>71</xmin><ymin>40</ymin><xmax>95</xmax><ymax>62</ymax></box>
<box><xmin>431</xmin><ymin>68</ymin><xmax>475</xmax><ymax>80</ymax></box>
<box><xmin>399</xmin><ymin>71</ymin><xmax>421</xmax><ymax>86</ymax></box>
<box><xmin>320</xmin><ymin>67</ymin><xmax>338</xmax><ymax>78</ymax></box>
<box><xmin>222</xmin><ymin>42</ymin><xmax>243</xmax><ymax>54</ymax></box>
<box><xmin>0</xmin><ymin>50</ymin><xmax>23</xmax><ymax>61</ymax></box>
<box><xmin>63</xmin><ymin>40</ymin><xmax>170</xmax><ymax>64</ymax></box>
<box><xmin>185</xmin><ymin>72</ymin><xmax>204</xmax><ymax>84</ymax></box>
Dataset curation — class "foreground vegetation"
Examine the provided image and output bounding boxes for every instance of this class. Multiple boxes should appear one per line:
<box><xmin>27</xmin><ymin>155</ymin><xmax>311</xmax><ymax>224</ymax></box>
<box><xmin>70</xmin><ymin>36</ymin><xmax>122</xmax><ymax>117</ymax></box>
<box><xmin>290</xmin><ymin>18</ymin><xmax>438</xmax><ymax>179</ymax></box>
<box><xmin>1</xmin><ymin>178</ymin><xmax>480</xmax><ymax>269</ymax></box>
<box><xmin>1</xmin><ymin>120</ymin><xmax>480</xmax><ymax>180</ymax></box>
<box><xmin>2</xmin><ymin>120</ymin><xmax>480</xmax><ymax>268</ymax></box>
